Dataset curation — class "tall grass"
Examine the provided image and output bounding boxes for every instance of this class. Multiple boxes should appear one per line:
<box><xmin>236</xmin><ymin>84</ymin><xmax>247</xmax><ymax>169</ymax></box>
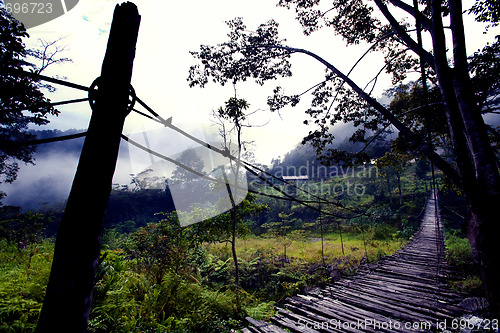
<box><xmin>214</xmin><ymin>230</ymin><xmax>406</xmax><ymax>264</ymax></box>
<box><xmin>446</xmin><ymin>232</ymin><xmax>483</xmax><ymax>295</ymax></box>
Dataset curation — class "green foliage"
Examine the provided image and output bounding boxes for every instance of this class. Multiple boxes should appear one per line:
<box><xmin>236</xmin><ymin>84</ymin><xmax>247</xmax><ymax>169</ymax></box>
<box><xmin>0</xmin><ymin>9</ymin><xmax>69</xmax><ymax>185</ymax></box>
<box><xmin>446</xmin><ymin>232</ymin><xmax>483</xmax><ymax>295</ymax></box>
<box><xmin>127</xmin><ymin>212</ymin><xmax>202</xmax><ymax>285</ymax></box>
<box><xmin>0</xmin><ymin>240</ymin><xmax>53</xmax><ymax>332</ymax></box>
<box><xmin>468</xmin><ymin>0</ymin><xmax>500</xmax><ymax>29</ymax></box>
<box><xmin>216</xmin><ymin>97</ymin><xmax>250</xmax><ymax>123</ymax></box>
<box><xmin>244</xmin><ymin>301</ymin><xmax>275</xmax><ymax>321</ymax></box>
<box><xmin>89</xmin><ymin>269</ymin><xmax>244</xmax><ymax>333</ymax></box>
<box><xmin>446</xmin><ymin>232</ymin><xmax>474</xmax><ymax>268</ymax></box>
<box><xmin>191</xmin><ymin>194</ymin><xmax>267</xmax><ymax>244</ymax></box>
<box><xmin>0</xmin><ymin>207</ymin><xmax>407</xmax><ymax>333</ymax></box>
<box><xmin>0</xmin><ymin>210</ymin><xmax>52</xmax><ymax>246</ymax></box>
<box><xmin>261</xmin><ymin>212</ymin><xmax>298</xmax><ymax>261</ymax></box>
<box><xmin>105</xmin><ymin>189</ymin><xmax>172</xmax><ymax>231</ymax></box>
<box><xmin>87</xmin><ymin>240</ymin><xmax>279</xmax><ymax>332</ymax></box>
<box><xmin>388</xmin><ymin>83</ymin><xmax>449</xmax><ymax>142</ymax></box>
<box><xmin>372</xmin><ymin>224</ymin><xmax>397</xmax><ymax>241</ymax></box>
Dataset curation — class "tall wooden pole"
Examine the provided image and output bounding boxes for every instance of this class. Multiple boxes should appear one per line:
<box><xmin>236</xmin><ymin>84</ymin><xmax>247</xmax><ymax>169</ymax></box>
<box><xmin>36</xmin><ymin>3</ymin><xmax>140</xmax><ymax>332</ymax></box>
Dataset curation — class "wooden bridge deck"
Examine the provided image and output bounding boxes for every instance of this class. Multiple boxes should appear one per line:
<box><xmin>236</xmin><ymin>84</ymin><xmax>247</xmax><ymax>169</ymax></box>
<box><xmin>242</xmin><ymin>192</ymin><xmax>468</xmax><ymax>333</ymax></box>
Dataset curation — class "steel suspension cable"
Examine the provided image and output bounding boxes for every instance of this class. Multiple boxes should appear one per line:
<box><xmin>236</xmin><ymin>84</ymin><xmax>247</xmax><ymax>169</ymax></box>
<box><xmin>0</xmin><ymin>131</ymin><xmax>87</xmax><ymax>149</ymax></box>
<box><xmin>121</xmin><ymin>133</ymin><xmax>365</xmax><ymax>219</ymax></box>
<box><xmin>6</xmin><ymin>68</ymin><xmax>90</xmax><ymax>92</ymax></box>
<box><xmin>132</xmin><ymin>96</ymin><xmax>367</xmax><ymax>214</ymax></box>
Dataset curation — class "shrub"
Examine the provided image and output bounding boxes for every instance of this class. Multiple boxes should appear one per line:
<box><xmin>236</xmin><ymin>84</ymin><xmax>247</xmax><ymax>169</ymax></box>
<box><xmin>126</xmin><ymin>212</ymin><xmax>203</xmax><ymax>285</ymax></box>
<box><xmin>373</xmin><ymin>224</ymin><xmax>397</xmax><ymax>241</ymax></box>
<box><xmin>446</xmin><ymin>232</ymin><xmax>474</xmax><ymax>268</ymax></box>
<box><xmin>446</xmin><ymin>232</ymin><xmax>482</xmax><ymax>295</ymax></box>
<box><xmin>0</xmin><ymin>241</ymin><xmax>53</xmax><ymax>332</ymax></box>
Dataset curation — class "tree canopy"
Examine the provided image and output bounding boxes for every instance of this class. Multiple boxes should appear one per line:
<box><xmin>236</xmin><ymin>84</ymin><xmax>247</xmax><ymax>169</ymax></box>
<box><xmin>187</xmin><ymin>0</ymin><xmax>499</xmax><ymax>173</ymax></box>
<box><xmin>0</xmin><ymin>8</ymin><xmax>70</xmax><ymax>186</ymax></box>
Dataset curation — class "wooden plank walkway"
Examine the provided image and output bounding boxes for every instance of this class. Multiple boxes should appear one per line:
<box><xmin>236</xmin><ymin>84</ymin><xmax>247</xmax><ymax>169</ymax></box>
<box><xmin>242</xmin><ymin>191</ymin><xmax>468</xmax><ymax>333</ymax></box>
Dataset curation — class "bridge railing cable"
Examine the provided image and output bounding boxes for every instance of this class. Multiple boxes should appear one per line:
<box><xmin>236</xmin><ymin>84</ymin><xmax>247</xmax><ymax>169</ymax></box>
<box><xmin>0</xmin><ymin>131</ymin><xmax>87</xmax><ymax>149</ymax></box>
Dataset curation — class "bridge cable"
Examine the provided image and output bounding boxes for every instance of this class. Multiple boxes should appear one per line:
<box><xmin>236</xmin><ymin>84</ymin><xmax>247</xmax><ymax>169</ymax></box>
<box><xmin>413</xmin><ymin>0</ymin><xmax>442</xmax><ymax>302</ymax></box>
<box><xmin>132</xmin><ymin>96</ymin><xmax>369</xmax><ymax>216</ymax></box>
<box><xmin>0</xmin><ymin>131</ymin><xmax>87</xmax><ymax>149</ymax></box>
<box><xmin>121</xmin><ymin>134</ymin><xmax>366</xmax><ymax>219</ymax></box>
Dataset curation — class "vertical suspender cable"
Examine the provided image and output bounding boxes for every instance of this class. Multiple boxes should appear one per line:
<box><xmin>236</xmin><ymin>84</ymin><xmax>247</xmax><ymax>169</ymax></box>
<box><xmin>413</xmin><ymin>0</ymin><xmax>442</xmax><ymax>298</ymax></box>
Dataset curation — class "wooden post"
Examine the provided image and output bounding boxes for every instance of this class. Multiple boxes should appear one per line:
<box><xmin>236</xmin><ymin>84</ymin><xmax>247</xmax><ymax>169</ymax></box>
<box><xmin>36</xmin><ymin>3</ymin><xmax>140</xmax><ymax>332</ymax></box>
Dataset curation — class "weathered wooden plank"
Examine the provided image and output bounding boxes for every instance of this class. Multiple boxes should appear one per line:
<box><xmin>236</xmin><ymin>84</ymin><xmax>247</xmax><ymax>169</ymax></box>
<box><xmin>366</xmin><ymin>266</ymin><xmax>444</xmax><ymax>284</ymax></box>
<box><xmin>345</xmin><ymin>272</ymin><xmax>462</xmax><ymax>298</ymax></box>
<box><xmin>324</xmin><ymin>278</ymin><xmax>453</xmax><ymax>302</ymax></box>
<box><xmin>243</xmin><ymin>193</ymin><xmax>466</xmax><ymax>333</ymax></box>
<box><xmin>328</xmin><ymin>286</ymin><xmax>439</xmax><ymax>325</ymax></box>
<box><xmin>288</xmin><ymin>296</ymin><xmax>411</xmax><ymax>333</ymax></box>
<box><xmin>281</xmin><ymin>303</ymin><xmax>347</xmax><ymax>333</ymax></box>
<box><xmin>332</xmin><ymin>280</ymin><xmax>460</xmax><ymax>319</ymax></box>
<box><xmin>240</xmin><ymin>328</ymin><xmax>257</xmax><ymax>333</ymax></box>
<box><xmin>289</xmin><ymin>296</ymin><xmax>386</xmax><ymax>333</ymax></box>
<box><xmin>336</xmin><ymin>277</ymin><xmax>465</xmax><ymax>308</ymax></box>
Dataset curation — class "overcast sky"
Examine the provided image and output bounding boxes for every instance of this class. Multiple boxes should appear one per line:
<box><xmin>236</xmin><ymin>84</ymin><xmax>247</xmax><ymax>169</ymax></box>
<box><xmin>2</xmin><ymin>0</ymin><xmax>498</xmax><ymax>207</ymax></box>
<box><xmin>21</xmin><ymin>0</ymin><xmax>368</xmax><ymax>165</ymax></box>
<box><xmin>23</xmin><ymin>0</ymin><xmax>498</xmax><ymax>162</ymax></box>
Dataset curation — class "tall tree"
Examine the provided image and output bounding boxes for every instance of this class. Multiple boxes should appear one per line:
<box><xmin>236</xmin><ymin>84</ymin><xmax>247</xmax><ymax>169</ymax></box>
<box><xmin>213</xmin><ymin>96</ymin><xmax>251</xmax><ymax>312</ymax></box>
<box><xmin>188</xmin><ymin>0</ymin><xmax>500</xmax><ymax>314</ymax></box>
<box><xmin>0</xmin><ymin>9</ymin><xmax>53</xmax><ymax>185</ymax></box>
<box><xmin>376</xmin><ymin>151</ymin><xmax>411</xmax><ymax>206</ymax></box>
<box><xmin>171</xmin><ymin>148</ymin><xmax>205</xmax><ymax>184</ymax></box>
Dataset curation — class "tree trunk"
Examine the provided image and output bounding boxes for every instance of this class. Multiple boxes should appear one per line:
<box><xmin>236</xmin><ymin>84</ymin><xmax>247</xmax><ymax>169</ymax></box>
<box><xmin>449</xmin><ymin>0</ymin><xmax>500</xmax><ymax>193</ymax></box>
<box><xmin>36</xmin><ymin>4</ymin><xmax>140</xmax><ymax>332</ymax></box>
<box><xmin>396</xmin><ymin>171</ymin><xmax>402</xmax><ymax>206</ymax></box>
<box><xmin>466</xmin><ymin>202</ymin><xmax>500</xmax><ymax>318</ymax></box>
<box><xmin>430</xmin><ymin>0</ymin><xmax>500</xmax><ymax>317</ymax></box>
<box><xmin>223</xmin><ymin>170</ymin><xmax>241</xmax><ymax>312</ymax></box>
<box><xmin>231</xmin><ymin>209</ymin><xmax>241</xmax><ymax>311</ymax></box>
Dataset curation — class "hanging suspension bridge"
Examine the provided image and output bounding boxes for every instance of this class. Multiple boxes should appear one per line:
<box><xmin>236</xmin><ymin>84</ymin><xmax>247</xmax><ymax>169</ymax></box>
<box><xmin>242</xmin><ymin>190</ymin><xmax>469</xmax><ymax>333</ymax></box>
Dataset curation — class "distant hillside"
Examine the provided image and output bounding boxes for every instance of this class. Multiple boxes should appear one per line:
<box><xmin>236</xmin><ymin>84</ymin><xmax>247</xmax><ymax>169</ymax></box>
<box><xmin>30</xmin><ymin>129</ymin><xmax>86</xmax><ymax>157</ymax></box>
<box><xmin>270</xmin><ymin>135</ymin><xmax>389</xmax><ymax>179</ymax></box>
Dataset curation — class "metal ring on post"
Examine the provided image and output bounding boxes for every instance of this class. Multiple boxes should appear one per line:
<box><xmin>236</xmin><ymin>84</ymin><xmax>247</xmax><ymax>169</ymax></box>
<box><xmin>88</xmin><ymin>77</ymin><xmax>101</xmax><ymax>112</ymax></box>
<box><xmin>88</xmin><ymin>76</ymin><xmax>137</xmax><ymax>113</ymax></box>
<box><xmin>127</xmin><ymin>84</ymin><xmax>136</xmax><ymax>113</ymax></box>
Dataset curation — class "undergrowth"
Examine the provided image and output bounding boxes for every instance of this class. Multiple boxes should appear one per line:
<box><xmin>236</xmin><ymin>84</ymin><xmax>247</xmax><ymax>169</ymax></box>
<box><xmin>0</xmin><ymin>240</ymin><xmax>53</xmax><ymax>332</ymax></box>
<box><xmin>0</xmin><ymin>225</ymin><xmax>405</xmax><ymax>333</ymax></box>
<box><xmin>446</xmin><ymin>231</ymin><xmax>483</xmax><ymax>296</ymax></box>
